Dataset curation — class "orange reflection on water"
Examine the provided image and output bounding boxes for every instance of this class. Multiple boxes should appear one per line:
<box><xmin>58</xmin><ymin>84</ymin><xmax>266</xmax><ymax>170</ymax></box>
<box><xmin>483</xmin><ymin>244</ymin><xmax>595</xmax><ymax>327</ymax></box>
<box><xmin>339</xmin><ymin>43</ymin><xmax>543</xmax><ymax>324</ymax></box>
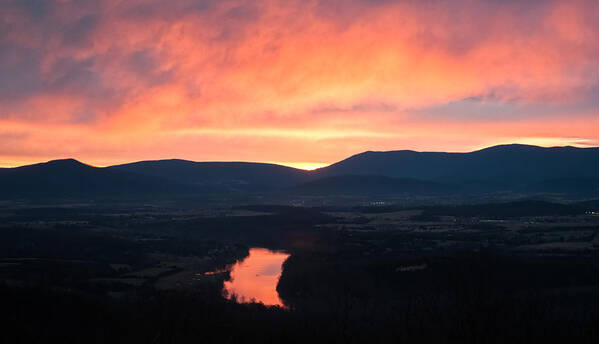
<box><xmin>223</xmin><ymin>248</ymin><xmax>289</xmax><ymax>307</ymax></box>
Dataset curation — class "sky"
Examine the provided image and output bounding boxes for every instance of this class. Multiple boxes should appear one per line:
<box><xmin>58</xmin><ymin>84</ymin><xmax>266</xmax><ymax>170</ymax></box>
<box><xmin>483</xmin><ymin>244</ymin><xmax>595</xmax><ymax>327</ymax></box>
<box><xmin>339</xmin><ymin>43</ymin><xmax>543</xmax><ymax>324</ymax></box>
<box><xmin>1</xmin><ymin>0</ymin><xmax>599</xmax><ymax>169</ymax></box>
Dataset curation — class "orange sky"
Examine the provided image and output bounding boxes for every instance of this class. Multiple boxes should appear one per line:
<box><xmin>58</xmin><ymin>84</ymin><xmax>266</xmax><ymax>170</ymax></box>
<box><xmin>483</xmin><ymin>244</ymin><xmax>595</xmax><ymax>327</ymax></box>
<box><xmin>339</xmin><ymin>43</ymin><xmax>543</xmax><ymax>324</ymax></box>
<box><xmin>1</xmin><ymin>0</ymin><xmax>599</xmax><ymax>169</ymax></box>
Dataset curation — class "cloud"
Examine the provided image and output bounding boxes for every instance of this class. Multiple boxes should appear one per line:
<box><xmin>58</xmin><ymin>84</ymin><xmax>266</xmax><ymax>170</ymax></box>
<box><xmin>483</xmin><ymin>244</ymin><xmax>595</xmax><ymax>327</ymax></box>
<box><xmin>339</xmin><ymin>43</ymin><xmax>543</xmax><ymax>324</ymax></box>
<box><xmin>0</xmin><ymin>0</ymin><xmax>598</xmax><ymax>166</ymax></box>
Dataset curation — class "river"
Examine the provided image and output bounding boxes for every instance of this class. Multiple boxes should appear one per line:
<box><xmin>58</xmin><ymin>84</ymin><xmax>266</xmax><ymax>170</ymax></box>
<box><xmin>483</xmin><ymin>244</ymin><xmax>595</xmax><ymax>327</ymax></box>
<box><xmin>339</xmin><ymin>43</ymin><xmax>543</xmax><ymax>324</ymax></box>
<box><xmin>223</xmin><ymin>247</ymin><xmax>289</xmax><ymax>307</ymax></box>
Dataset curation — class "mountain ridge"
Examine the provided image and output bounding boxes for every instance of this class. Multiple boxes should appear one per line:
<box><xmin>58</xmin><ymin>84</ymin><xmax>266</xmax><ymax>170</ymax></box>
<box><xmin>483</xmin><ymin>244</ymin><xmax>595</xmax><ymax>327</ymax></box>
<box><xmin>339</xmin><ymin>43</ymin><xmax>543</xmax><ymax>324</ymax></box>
<box><xmin>0</xmin><ymin>158</ymin><xmax>199</xmax><ymax>199</ymax></box>
<box><xmin>315</xmin><ymin>144</ymin><xmax>599</xmax><ymax>183</ymax></box>
<box><xmin>108</xmin><ymin>159</ymin><xmax>311</xmax><ymax>190</ymax></box>
<box><xmin>2</xmin><ymin>144</ymin><xmax>599</xmax><ymax>199</ymax></box>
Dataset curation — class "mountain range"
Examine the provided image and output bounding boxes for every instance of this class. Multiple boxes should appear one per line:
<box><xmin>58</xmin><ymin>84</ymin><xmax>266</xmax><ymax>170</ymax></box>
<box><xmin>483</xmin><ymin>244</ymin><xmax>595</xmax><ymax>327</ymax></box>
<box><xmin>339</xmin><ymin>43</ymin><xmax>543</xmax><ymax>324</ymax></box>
<box><xmin>1</xmin><ymin>144</ymin><xmax>598</xmax><ymax>200</ymax></box>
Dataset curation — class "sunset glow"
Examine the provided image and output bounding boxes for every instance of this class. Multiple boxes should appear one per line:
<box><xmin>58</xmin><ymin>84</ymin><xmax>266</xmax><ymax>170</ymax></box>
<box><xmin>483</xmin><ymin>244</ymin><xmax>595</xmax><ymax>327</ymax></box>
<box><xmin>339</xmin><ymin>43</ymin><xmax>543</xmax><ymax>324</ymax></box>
<box><xmin>1</xmin><ymin>0</ymin><xmax>599</xmax><ymax>167</ymax></box>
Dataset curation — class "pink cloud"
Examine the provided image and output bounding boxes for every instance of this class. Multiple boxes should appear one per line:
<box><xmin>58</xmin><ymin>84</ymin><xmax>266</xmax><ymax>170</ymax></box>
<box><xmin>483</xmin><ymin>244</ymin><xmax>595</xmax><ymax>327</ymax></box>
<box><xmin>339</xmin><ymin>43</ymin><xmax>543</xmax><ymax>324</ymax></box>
<box><xmin>0</xmin><ymin>0</ymin><xmax>598</xmax><ymax>166</ymax></box>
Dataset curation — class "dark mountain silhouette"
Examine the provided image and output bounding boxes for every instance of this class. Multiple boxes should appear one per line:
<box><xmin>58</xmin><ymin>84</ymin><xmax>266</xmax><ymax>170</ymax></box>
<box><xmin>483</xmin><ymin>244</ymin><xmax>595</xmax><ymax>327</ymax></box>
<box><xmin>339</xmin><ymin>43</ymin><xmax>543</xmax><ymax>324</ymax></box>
<box><xmin>291</xmin><ymin>175</ymin><xmax>453</xmax><ymax>196</ymax></box>
<box><xmin>109</xmin><ymin>159</ymin><xmax>311</xmax><ymax>191</ymax></box>
<box><xmin>313</xmin><ymin>144</ymin><xmax>599</xmax><ymax>194</ymax></box>
<box><xmin>0</xmin><ymin>159</ymin><xmax>197</xmax><ymax>199</ymax></box>
<box><xmin>2</xmin><ymin>144</ymin><xmax>599</xmax><ymax>200</ymax></box>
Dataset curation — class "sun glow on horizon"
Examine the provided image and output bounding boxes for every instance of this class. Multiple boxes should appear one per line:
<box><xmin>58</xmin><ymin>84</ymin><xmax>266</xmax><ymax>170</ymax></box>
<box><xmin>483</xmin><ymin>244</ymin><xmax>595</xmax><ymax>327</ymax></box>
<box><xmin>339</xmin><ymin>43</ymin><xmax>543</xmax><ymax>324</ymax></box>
<box><xmin>272</xmin><ymin>162</ymin><xmax>330</xmax><ymax>170</ymax></box>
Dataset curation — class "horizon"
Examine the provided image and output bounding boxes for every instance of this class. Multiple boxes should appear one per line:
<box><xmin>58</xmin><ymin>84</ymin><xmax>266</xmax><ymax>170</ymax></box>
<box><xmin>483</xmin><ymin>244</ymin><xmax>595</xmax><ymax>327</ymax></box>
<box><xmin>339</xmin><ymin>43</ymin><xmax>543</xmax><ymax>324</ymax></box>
<box><xmin>2</xmin><ymin>142</ymin><xmax>597</xmax><ymax>170</ymax></box>
<box><xmin>2</xmin><ymin>1</ymin><xmax>599</xmax><ymax>168</ymax></box>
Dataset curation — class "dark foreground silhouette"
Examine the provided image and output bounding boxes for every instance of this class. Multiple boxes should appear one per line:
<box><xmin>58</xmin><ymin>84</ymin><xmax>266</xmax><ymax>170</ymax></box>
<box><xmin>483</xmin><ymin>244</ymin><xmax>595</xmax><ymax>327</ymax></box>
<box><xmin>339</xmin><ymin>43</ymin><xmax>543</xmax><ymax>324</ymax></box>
<box><xmin>2</xmin><ymin>144</ymin><xmax>599</xmax><ymax>200</ymax></box>
<box><xmin>3</xmin><ymin>253</ymin><xmax>599</xmax><ymax>344</ymax></box>
<box><xmin>2</xmin><ymin>201</ymin><xmax>599</xmax><ymax>343</ymax></box>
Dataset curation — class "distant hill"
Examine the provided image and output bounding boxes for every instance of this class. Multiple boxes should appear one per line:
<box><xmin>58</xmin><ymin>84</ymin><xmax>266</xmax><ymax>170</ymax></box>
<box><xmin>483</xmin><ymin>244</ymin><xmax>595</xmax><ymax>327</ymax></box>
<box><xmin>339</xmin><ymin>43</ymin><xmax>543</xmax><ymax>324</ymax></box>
<box><xmin>109</xmin><ymin>159</ymin><xmax>311</xmax><ymax>191</ymax></box>
<box><xmin>314</xmin><ymin>144</ymin><xmax>599</xmax><ymax>194</ymax></box>
<box><xmin>527</xmin><ymin>178</ymin><xmax>599</xmax><ymax>196</ymax></box>
<box><xmin>2</xmin><ymin>144</ymin><xmax>599</xmax><ymax>200</ymax></box>
<box><xmin>0</xmin><ymin>159</ymin><xmax>197</xmax><ymax>200</ymax></box>
<box><xmin>291</xmin><ymin>175</ymin><xmax>453</xmax><ymax>196</ymax></box>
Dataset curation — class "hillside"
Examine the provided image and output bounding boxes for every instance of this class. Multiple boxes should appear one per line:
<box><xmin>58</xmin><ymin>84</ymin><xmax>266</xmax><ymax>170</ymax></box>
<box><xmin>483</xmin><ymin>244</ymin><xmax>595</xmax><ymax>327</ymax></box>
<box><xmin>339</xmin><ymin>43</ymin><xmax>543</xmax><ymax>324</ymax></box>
<box><xmin>315</xmin><ymin>144</ymin><xmax>599</xmax><ymax>188</ymax></box>
<box><xmin>109</xmin><ymin>159</ymin><xmax>311</xmax><ymax>191</ymax></box>
<box><xmin>0</xmin><ymin>159</ymin><xmax>197</xmax><ymax>199</ymax></box>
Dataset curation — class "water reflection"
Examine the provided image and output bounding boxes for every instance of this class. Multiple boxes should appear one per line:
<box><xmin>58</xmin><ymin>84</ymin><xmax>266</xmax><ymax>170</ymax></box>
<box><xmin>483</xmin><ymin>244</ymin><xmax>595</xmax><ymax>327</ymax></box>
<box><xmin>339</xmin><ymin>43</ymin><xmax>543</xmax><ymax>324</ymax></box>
<box><xmin>223</xmin><ymin>248</ymin><xmax>289</xmax><ymax>306</ymax></box>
